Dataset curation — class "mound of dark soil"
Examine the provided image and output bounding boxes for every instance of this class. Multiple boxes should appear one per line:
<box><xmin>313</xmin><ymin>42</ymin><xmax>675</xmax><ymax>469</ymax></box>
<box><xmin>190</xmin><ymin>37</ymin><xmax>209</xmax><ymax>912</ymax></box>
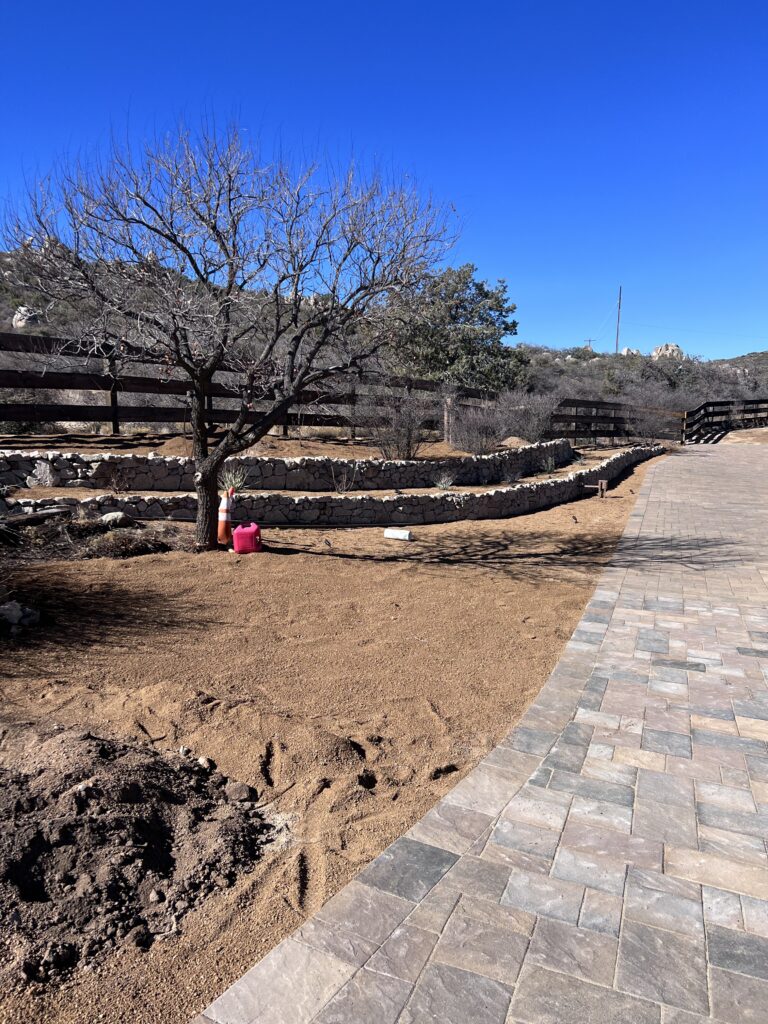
<box><xmin>0</xmin><ymin>516</ymin><xmax>192</xmax><ymax>562</ymax></box>
<box><xmin>0</xmin><ymin>725</ymin><xmax>272</xmax><ymax>987</ymax></box>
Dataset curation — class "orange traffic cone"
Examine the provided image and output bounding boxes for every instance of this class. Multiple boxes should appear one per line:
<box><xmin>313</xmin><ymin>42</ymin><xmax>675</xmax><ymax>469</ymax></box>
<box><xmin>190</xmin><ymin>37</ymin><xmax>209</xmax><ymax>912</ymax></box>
<box><xmin>217</xmin><ymin>487</ymin><xmax>234</xmax><ymax>546</ymax></box>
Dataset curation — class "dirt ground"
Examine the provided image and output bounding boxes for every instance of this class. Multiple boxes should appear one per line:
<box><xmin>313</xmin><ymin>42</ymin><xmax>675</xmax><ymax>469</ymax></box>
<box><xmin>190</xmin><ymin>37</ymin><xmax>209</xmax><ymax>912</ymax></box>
<box><xmin>1</xmin><ymin>453</ymin><xmax>663</xmax><ymax>1024</ymax></box>
<box><xmin>0</xmin><ymin>430</ymin><xmax>629</xmax><ymax>462</ymax></box>
<box><xmin>0</xmin><ymin>727</ymin><xmax>271</xmax><ymax>987</ymax></box>
<box><xmin>722</xmin><ymin>427</ymin><xmax>768</xmax><ymax>444</ymax></box>
<box><xmin>0</xmin><ymin>430</ymin><xmax>477</xmax><ymax>460</ymax></box>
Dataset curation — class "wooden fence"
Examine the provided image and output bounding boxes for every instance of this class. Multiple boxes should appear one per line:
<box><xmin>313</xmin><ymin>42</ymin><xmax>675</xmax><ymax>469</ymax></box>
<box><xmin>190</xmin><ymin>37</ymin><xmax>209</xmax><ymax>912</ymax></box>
<box><xmin>2</xmin><ymin>332</ymin><xmax>766</xmax><ymax>444</ymax></box>
<box><xmin>681</xmin><ymin>399</ymin><xmax>768</xmax><ymax>443</ymax></box>
<box><xmin>548</xmin><ymin>398</ymin><xmax>682</xmax><ymax>442</ymax></box>
<box><xmin>552</xmin><ymin>397</ymin><xmax>768</xmax><ymax>444</ymax></box>
<box><xmin>0</xmin><ymin>331</ymin><xmax>486</xmax><ymax>434</ymax></box>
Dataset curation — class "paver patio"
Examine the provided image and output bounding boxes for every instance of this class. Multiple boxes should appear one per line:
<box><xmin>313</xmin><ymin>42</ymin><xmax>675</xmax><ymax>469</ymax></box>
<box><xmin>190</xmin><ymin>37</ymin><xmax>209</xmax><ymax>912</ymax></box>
<box><xmin>193</xmin><ymin>445</ymin><xmax>768</xmax><ymax>1024</ymax></box>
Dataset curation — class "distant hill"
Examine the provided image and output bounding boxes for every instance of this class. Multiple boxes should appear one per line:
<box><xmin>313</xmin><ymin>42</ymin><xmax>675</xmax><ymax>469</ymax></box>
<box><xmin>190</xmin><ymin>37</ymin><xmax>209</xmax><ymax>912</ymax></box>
<box><xmin>711</xmin><ymin>350</ymin><xmax>768</xmax><ymax>377</ymax></box>
<box><xmin>2</xmin><ymin>250</ymin><xmax>767</xmax><ymax>409</ymax></box>
<box><xmin>1</xmin><ymin>254</ymin><xmax>92</xmax><ymax>337</ymax></box>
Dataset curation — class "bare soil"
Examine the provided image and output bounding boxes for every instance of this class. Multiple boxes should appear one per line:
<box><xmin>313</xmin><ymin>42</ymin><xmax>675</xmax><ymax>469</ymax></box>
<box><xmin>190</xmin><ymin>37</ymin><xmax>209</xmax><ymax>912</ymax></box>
<box><xmin>0</xmin><ymin>431</ymin><xmax>479</xmax><ymax>461</ymax></box>
<box><xmin>0</xmin><ymin>453</ymin><xmax>663</xmax><ymax>1024</ymax></box>
<box><xmin>1</xmin><ymin>517</ymin><xmax>195</xmax><ymax>565</ymax></box>
<box><xmin>722</xmin><ymin>427</ymin><xmax>768</xmax><ymax>444</ymax></box>
<box><xmin>0</xmin><ymin>728</ymin><xmax>271</xmax><ymax>987</ymax></box>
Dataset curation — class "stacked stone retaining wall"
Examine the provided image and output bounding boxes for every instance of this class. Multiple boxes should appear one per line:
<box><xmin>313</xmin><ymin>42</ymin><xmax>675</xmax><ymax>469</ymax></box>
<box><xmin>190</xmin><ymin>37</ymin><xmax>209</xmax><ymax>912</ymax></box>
<box><xmin>0</xmin><ymin>439</ymin><xmax>571</xmax><ymax>492</ymax></box>
<box><xmin>2</xmin><ymin>446</ymin><xmax>663</xmax><ymax>527</ymax></box>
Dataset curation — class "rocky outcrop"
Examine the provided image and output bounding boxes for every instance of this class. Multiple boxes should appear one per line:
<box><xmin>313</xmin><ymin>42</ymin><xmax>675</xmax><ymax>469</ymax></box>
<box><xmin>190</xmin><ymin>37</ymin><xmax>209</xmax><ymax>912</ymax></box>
<box><xmin>651</xmin><ymin>343</ymin><xmax>686</xmax><ymax>361</ymax></box>
<box><xmin>11</xmin><ymin>305</ymin><xmax>41</xmax><ymax>329</ymax></box>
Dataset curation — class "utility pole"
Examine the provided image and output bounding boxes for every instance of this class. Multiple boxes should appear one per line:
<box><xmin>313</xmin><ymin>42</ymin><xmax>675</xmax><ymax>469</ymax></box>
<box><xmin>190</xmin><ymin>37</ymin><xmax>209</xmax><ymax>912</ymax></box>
<box><xmin>614</xmin><ymin>285</ymin><xmax>622</xmax><ymax>354</ymax></box>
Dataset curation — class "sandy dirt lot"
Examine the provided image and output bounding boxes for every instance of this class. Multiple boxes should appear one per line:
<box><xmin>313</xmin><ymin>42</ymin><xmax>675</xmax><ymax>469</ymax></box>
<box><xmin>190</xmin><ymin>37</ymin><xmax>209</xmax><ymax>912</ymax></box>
<box><xmin>721</xmin><ymin>427</ymin><xmax>768</xmax><ymax>444</ymax></box>
<box><xmin>0</xmin><ymin>431</ymin><xmax>475</xmax><ymax>461</ymax></box>
<box><xmin>1</xmin><ymin>453</ymin><xmax>663</xmax><ymax>1024</ymax></box>
<box><xmin>0</xmin><ymin>430</ymin><xmax>628</xmax><ymax>462</ymax></box>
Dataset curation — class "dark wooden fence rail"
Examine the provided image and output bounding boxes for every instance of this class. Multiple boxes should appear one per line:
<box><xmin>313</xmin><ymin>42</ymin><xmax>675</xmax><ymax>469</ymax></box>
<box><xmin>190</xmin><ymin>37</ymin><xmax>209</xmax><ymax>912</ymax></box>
<box><xmin>681</xmin><ymin>399</ymin><xmax>768</xmax><ymax>443</ymax></box>
<box><xmin>551</xmin><ymin>397</ymin><xmax>768</xmax><ymax>444</ymax></box>
<box><xmin>3</xmin><ymin>332</ymin><xmax>767</xmax><ymax>444</ymax></box>
<box><xmin>548</xmin><ymin>399</ymin><xmax>682</xmax><ymax>442</ymax></box>
<box><xmin>0</xmin><ymin>332</ymin><xmax>490</xmax><ymax>396</ymax></box>
<box><xmin>0</xmin><ymin>330</ymin><xmax>485</xmax><ymax>434</ymax></box>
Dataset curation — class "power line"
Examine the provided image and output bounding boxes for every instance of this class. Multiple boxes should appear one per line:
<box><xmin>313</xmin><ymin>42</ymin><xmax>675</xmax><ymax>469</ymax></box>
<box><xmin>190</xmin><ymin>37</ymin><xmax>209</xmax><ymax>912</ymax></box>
<box><xmin>591</xmin><ymin>299</ymin><xmax>621</xmax><ymax>344</ymax></box>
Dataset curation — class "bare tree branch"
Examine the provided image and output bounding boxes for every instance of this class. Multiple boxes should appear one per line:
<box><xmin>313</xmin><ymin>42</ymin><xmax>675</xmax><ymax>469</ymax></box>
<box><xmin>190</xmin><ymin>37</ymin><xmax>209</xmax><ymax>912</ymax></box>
<box><xmin>4</xmin><ymin>123</ymin><xmax>453</xmax><ymax>547</ymax></box>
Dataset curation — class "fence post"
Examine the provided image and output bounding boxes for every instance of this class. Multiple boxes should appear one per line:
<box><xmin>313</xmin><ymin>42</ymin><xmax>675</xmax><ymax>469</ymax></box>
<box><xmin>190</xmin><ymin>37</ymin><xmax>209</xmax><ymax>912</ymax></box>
<box><xmin>349</xmin><ymin>386</ymin><xmax>357</xmax><ymax>440</ymax></box>
<box><xmin>443</xmin><ymin>392</ymin><xmax>454</xmax><ymax>446</ymax></box>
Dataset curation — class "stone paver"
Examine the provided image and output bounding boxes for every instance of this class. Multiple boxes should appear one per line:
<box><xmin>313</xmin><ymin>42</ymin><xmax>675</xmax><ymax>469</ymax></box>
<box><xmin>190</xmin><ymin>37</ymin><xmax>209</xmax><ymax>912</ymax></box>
<box><xmin>194</xmin><ymin>447</ymin><xmax>768</xmax><ymax>1023</ymax></box>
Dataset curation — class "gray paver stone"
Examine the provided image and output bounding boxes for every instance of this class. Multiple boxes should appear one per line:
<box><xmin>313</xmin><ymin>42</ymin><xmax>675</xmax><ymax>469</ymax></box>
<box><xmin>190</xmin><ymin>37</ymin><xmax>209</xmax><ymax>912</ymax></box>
<box><xmin>510</xmin><ymin>965</ymin><xmax>661</xmax><ymax>1024</ymax></box>
<box><xmin>312</xmin><ymin>969</ymin><xmax>411</xmax><ymax>1024</ymax></box>
<box><xmin>365</xmin><ymin>924</ymin><xmax>438</xmax><ymax>983</ymax></box>
<box><xmin>356</xmin><ymin>837</ymin><xmax>458</xmax><ymax>903</ymax></box>
<box><xmin>616</xmin><ymin>920</ymin><xmax>708</xmax><ymax>1014</ymax></box>
<box><xmin>527</xmin><ymin>916</ymin><xmax>618</xmax><ymax>984</ymax></box>
<box><xmin>433</xmin><ymin>895</ymin><xmax>531</xmax><ymax>984</ymax></box>
<box><xmin>706</xmin><ymin>923</ymin><xmax>768</xmax><ymax>980</ymax></box>
<box><xmin>399</xmin><ymin>962</ymin><xmax>512</xmax><ymax>1024</ymax></box>
<box><xmin>709</xmin><ymin>966</ymin><xmax>768</xmax><ymax>1023</ymax></box>
<box><xmin>205</xmin><ymin>939</ymin><xmax>354</xmax><ymax>1024</ymax></box>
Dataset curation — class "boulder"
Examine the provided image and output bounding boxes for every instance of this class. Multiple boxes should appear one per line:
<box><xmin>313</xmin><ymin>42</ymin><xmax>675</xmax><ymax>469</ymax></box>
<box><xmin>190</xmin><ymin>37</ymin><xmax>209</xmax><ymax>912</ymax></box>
<box><xmin>0</xmin><ymin>600</ymin><xmax>40</xmax><ymax>634</ymax></box>
<box><xmin>651</xmin><ymin>342</ymin><xmax>686</xmax><ymax>361</ymax></box>
<box><xmin>224</xmin><ymin>780</ymin><xmax>257</xmax><ymax>803</ymax></box>
<box><xmin>12</xmin><ymin>305</ymin><xmax>41</xmax><ymax>329</ymax></box>
<box><xmin>27</xmin><ymin>459</ymin><xmax>60</xmax><ymax>487</ymax></box>
<box><xmin>99</xmin><ymin>511</ymin><xmax>137</xmax><ymax>529</ymax></box>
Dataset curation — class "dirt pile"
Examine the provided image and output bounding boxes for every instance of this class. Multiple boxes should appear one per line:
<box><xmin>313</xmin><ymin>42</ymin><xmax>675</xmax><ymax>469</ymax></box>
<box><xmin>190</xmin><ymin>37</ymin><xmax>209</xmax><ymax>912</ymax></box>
<box><xmin>0</xmin><ymin>515</ymin><xmax>191</xmax><ymax>563</ymax></box>
<box><xmin>0</xmin><ymin>725</ymin><xmax>272</xmax><ymax>987</ymax></box>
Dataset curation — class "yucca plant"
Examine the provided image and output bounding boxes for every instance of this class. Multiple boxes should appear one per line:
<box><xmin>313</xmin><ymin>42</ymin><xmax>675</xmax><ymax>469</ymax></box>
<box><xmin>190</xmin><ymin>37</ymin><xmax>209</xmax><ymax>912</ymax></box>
<box><xmin>218</xmin><ymin>464</ymin><xmax>249</xmax><ymax>494</ymax></box>
<box><xmin>434</xmin><ymin>471</ymin><xmax>455</xmax><ymax>490</ymax></box>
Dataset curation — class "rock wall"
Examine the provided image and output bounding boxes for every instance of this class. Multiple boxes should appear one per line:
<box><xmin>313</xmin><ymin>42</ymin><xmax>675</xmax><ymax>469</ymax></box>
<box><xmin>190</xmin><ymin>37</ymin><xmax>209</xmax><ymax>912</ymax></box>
<box><xmin>2</xmin><ymin>446</ymin><xmax>663</xmax><ymax>527</ymax></box>
<box><xmin>0</xmin><ymin>439</ymin><xmax>572</xmax><ymax>493</ymax></box>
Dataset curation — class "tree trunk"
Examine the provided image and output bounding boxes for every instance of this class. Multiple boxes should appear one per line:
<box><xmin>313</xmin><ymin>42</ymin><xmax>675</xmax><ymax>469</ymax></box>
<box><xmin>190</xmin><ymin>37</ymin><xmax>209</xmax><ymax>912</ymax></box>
<box><xmin>190</xmin><ymin>383</ymin><xmax>219</xmax><ymax>550</ymax></box>
<box><xmin>194</xmin><ymin>467</ymin><xmax>220</xmax><ymax>550</ymax></box>
<box><xmin>190</xmin><ymin>388</ymin><xmax>294</xmax><ymax>551</ymax></box>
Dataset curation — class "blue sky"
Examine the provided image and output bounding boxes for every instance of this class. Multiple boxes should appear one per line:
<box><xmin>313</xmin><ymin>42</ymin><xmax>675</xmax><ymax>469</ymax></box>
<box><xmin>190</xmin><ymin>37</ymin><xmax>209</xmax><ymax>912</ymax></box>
<box><xmin>2</xmin><ymin>1</ymin><xmax>767</xmax><ymax>358</ymax></box>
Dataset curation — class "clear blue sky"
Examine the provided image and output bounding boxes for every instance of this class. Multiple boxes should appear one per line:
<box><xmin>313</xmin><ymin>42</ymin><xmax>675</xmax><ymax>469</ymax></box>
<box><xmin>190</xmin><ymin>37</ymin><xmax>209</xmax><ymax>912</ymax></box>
<box><xmin>2</xmin><ymin>1</ymin><xmax>767</xmax><ymax>359</ymax></box>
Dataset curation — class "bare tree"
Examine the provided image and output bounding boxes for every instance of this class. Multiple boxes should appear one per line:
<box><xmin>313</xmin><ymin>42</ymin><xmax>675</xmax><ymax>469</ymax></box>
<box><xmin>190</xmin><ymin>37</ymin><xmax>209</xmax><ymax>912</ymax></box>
<box><xmin>497</xmin><ymin>390</ymin><xmax>562</xmax><ymax>443</ymax></box>
<box><xmin>358</xmin><ymin>385</ymin><xmax>438</xmax><ymax>460</ymax></box>
<box><xmin>451</xmin><ymin>401</ymin><xmax>508</xmax><ymax>454</ymax></box>
<box><xmin>5</xmin><ymin>125</ymin><xmax>450</xmax><ymax>547</ymax></box>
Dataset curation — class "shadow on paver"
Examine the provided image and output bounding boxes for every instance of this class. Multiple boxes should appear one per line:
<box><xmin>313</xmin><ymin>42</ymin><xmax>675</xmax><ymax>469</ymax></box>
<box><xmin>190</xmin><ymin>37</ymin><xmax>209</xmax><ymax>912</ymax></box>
<box><xmin>267</xmin><ymin>531</ymin><xmax>739</xmax><ymax>581</ymax></box>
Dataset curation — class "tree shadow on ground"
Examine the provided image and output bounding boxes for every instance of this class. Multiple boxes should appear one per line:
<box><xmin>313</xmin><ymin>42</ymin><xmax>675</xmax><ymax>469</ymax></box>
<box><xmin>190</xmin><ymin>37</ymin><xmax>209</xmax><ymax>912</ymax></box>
<box><xmin>2</xmin><ymin>563</ymin><xmax>200</xmax><ymax>653</ymax></box>
<box><xmin>266</xmin><ymin>529</ymin><xmax>739</xmax><ymax>583</ymax></box>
